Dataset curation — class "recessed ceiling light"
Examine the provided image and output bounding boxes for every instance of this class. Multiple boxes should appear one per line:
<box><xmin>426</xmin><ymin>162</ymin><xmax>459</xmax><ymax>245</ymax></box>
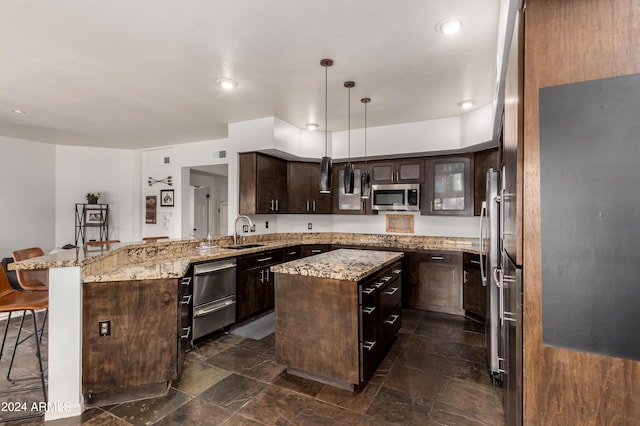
<box><xmin>437</xmin><ymin>18</ymin><xmax>462</xmax><ymax>35</ymax></box>
<box><xmin>306</xmin><ymin>123</ymin><xmax>319</xmax><ymax>131</ymax></box>
<box><xmin>217</xmin><ymin>79</ymin><xmax>238</xmax><ymax>90</ymax></box>
<box><xmin>12</xmin><ymin>109</ymin><xmax>25</xmax><ymax>114</ymax></box>
<box><xmin>458</xmin><ymin>100</ymin><xmax>475</xmax><ymax>109</ymax></box>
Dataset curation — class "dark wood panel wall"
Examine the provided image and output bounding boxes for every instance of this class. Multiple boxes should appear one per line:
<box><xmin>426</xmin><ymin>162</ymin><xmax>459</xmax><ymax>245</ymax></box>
<box><xmin>524</xmin><ymin>0</ymin><xmax>640</xmax><ymax>423</ymax></box>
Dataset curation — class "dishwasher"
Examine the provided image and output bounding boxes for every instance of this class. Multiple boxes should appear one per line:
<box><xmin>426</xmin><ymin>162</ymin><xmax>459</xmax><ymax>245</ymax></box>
<box><xmin>191</xmin><ymin>258</ymin><xmax>237</xmax><ymax>342</ymax></box>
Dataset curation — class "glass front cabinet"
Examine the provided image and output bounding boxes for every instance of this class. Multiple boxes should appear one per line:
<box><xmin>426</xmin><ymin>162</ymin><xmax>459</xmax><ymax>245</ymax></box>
<box><xmin>423</xmin><ymin>155</ymin><xmax>473</xmax><ymax>216</ymax></box>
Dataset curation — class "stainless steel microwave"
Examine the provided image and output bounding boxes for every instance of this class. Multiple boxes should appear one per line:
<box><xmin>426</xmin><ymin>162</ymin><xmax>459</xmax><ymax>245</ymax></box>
<box><xmin>371</xmin><ymin>184</ymin><xmax>420</xmax><ymax>211</ymax></box>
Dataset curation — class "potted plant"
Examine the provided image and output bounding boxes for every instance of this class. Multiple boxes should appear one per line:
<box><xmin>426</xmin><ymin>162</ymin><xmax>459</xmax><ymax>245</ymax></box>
<box><xmin>86</xmin><ymin>192</ymin><xmax>101</xmax><ymax>204</ymax></box>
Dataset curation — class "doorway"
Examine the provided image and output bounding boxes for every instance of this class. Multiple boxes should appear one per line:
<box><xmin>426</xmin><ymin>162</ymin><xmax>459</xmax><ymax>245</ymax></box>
<box><xmin>187</xmin><ymin>165</ymin><xmax>229</xmax><ymax>238</ymax></box>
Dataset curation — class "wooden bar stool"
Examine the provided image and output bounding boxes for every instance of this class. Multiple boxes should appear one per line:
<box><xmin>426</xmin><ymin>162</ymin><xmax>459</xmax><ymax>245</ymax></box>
<box><xmin>12</xmin><ymin>247</ymin><xmax>48</xmax><ymax>292</ymax></box>
<box><xmin>0</xmin><ymin>267</ymin><xmax>48</xmax><ymax>406</ymax></box>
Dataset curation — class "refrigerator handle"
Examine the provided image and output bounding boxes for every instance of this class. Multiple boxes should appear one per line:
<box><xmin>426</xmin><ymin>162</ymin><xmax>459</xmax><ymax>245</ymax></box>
<box><xmin>495</xmin><ymin>266</ymin><xmax>504</xmax><ymax>326</ymax></box>
<box><xmin>479</xmin><ymin>201</ymin><xmax>487</xmax><ymax>286</ymax></box>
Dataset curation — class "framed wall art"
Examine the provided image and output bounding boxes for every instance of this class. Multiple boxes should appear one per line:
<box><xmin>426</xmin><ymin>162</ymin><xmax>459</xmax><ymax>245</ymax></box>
<box><xmin>146</xmin><ymin>195</ymin><xmax>157</xmax><ymax>224</ymax></box>
<box><xmin>160</xmin><ymin>189</ymin><xmax>174</xmax><ymax>207</ymax></box>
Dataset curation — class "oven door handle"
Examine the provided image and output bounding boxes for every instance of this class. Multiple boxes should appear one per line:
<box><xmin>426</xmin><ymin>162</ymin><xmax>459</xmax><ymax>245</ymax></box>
<box><xmin>194</xmin><ymin>299</ymin><xmax>235</xmax><ymax>318</ymax></box>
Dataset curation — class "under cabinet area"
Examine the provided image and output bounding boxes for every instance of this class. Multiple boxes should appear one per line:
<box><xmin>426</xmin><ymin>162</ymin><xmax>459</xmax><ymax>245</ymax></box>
<box><xmin>239</xmin><ymin>152</ymin><xmax>288</xmax><ymax>214</ymax></box>
<box><xmin>287</xmin><ymin>161</ymin><xmax>332</xmax><ymax>213</ymax></box>
<box><xmin>405</xmin><ymin>251</ymin><xmax>464</xmax><ymax>315</ymax></box>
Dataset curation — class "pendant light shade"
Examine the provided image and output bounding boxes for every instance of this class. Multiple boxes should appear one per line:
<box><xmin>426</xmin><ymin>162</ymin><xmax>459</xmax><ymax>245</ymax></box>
<box><xmin>344</xmin><ymin>81</ymin><xmax>355</xmax><ymax>194</ymax></box>
<box><xmin>360</xmin><ymin>97</ymin><xmax>371</xmax><ymax>199</ymax></box>
<box><xmin>319</xmin><ymin>59</ymin><xmax>333</xmax><ymax>194</ymax></box>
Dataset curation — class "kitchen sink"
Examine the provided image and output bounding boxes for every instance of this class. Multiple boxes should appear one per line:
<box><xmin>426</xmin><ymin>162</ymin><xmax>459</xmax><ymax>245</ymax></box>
<box><xmin>224</xmin><ymin>243</ymin><xmax>265</xmax><ymax>250</ymax></box>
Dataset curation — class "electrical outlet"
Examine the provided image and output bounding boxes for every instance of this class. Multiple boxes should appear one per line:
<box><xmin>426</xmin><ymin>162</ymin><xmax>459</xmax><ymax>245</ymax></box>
<box><xmin>242</xmin><ymin>225</ymin><xmax>248</xmax><ymax>232</ymax></box>
<box><xmin>308</xmin><ymin>223</ymin><xmax>313</xmax><ymax>230</ymax></box>
<box><xmin>99</xmin><ymin>320</ymin><xmax>110</xmax><ymax>336</ymax></box>
<box><xmin>250</xmin><ymin>224</ymin><xmax>256</xmax><ymax>232</ymax></box>
<box><xmin>265</xmin><ymin>221</ymin><xmax>269</xmax><ymax>229</ymax></box>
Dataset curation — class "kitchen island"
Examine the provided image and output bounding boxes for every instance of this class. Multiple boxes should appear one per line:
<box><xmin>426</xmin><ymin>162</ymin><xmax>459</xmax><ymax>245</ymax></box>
<box><xmin>271</xmin><ymin>248</ymin><xmax>404</xmax><ymax>390</ymax></box>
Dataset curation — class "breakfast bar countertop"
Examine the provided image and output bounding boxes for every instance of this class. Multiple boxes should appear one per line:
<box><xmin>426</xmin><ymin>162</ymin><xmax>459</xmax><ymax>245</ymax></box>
<box><xmin>8</xmin><ymin>232</ymin><xmax>484</xmax><ymax>282</ymax></box>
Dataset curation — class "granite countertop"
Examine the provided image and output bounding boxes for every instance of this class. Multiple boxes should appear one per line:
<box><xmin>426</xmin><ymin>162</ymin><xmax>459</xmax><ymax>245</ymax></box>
<box><xmin>8</xmin><ymin>232</ymin><xmax>484</xmax><ymax>282</ymax></box>
<box><xmin>270</xmin><ymin>248</ymin><xmax>403</xmax><ymax>281</ymax></box>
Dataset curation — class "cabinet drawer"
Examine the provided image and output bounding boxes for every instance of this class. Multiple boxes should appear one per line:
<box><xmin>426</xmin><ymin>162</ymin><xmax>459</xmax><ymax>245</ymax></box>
<box><xmin>380</xmin><ymin>306</ymin><xmax>402</xmax><ymax>348</ymax></box>
<box><xmin>238</xmin><ymin>250</ymin><xmax>284</xmax><ymax>270</ymax></box>
<box><xmin>360</xmin><ymin>339</ymin><xmax>379</xmax><ymax>381</ymax></box>
<box><xmin>422</xmin><ymin>251</ymin><xmax>461</xmax><ymax>265</ymax></box>
<box><xmin>380</xmin><ymin>280</ymin><xmax>401</xmax><ymax>316</ymax></box>
<box><xmin>359</xmin><ymin>304</ymin><xmax>377</xmax><ymax>341</ymax></box>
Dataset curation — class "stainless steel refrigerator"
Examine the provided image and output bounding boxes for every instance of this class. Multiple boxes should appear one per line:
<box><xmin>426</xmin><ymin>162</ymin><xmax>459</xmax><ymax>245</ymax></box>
<box><xmin>481</xmin><ymin>167</ymin><xmax>522</xmax><ymax>426</ymax></box>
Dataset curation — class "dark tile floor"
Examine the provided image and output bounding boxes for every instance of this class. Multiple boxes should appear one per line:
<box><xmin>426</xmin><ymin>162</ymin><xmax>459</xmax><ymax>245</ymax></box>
<box><xmin>0</xmin><ymin>309</ymin><xmax>504</xmax><ymax>425</ymax></box>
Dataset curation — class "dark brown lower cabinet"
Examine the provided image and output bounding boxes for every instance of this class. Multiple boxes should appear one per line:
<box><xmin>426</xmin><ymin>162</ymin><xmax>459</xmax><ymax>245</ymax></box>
<box><xmin>405</xmin><ymin>251</ymin><xmax>463</xmax><ymax>315</ymax></box>
<box><xmin>275</xmin><ymin>260</ymin><xmax>402</xmax><ymax>388</ymax></box>
<box><xmin>82</xmin><ymin>279</ymin><xmax>179</xmax><ymax>398</ymax></box>
<box><xmin>236</xmin><ymin>249</ymin><xmax>284</xmax><ymax>321</ymax></box>
<box><xmin>463</xmin><ymin>252</ymin><xmax>486</xmax><ymax>322</ymax></box>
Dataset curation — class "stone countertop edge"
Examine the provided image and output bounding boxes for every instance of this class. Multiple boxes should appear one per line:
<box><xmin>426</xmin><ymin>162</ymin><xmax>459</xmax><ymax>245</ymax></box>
<box><xmin>270</xmin><ymin>248</ymin><xmax>404</xmax><ymax>281</ymax></box>
<box><xmin>7</xmin><ymin>232</ymin><xmax>485</xmax><ymax>282</ymax></box>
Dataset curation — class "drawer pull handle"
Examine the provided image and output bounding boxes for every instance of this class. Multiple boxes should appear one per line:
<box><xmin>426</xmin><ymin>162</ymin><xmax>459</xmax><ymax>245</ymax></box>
<box><xmin>363</xmin><ymin>341</ymin><xmax>376</xmax><ymax>351</ymax></box>
<box><xmin>373</xmin><ymin>282</ymin><xmax>384</xmax><ymax>288</ymax></box>
<box><xmin>470</xmin><ymin>259</ymin><xmax>480</xmax><ymax>265</ymax></box>
<box><xmin>181</xmin><ymin>295</ymin><xmax>192</xmax><ymax>305</ymax></box>
<box><xmin>431</xmin><ymin>256</ymin><xmax>444</xmax><ymax>260</ymax></box>
<box><xmin>384</xmin><ymin>314</ymin><xmax>399</xmax><ymax>325</ymax></box>
<box><xmin>384</xmin><ymin>287</ymin><xmax>399</xmax><ymax>296</ymax></box>
<box><xmin>288</xmin><ymin>251</ymin><xmax>297</xmax><ymax>255</ymax></box>
<box><xmin>180</xmin><ymin>326</ymin><xmax>191</xmax><ymax>340</ymax></box>
<box><xmin>265</xmin><ymin>269</ymin><xmax>270</xmax><ymax>283</ymax></box>
<box><xmin>257</xmin><ymin>257</ymin><xmax>273</xmax><ymax>262</ymax></box>
<box><xmin>311</xmin><ymin>249</ymin><xmax>322</xmax><ymax>253</ymax></box>
<box><xmin>392</xmin><ymin>269</ymin><xmax>402</xmax><ymax>275</ymax></box>
<box><xmin>181</xmin><ymin>277</ymin><xmax>192</xmax><ymax>286</ymax></box>
<box><xmin>362</xmin><ymin>287</ymin><xmax>375</xmax><ymax>295</ymax></box>
<box><xmin>381</xmin><ymin>276</ymin><xmax>391</xmax><ymax>282</ymax></box>
<box><xmin>260</xmin><ymin>270</ymin><xmax>265</xmax><ymax>283</ymax></box>
<box><xmin>362</xmin><ymin>306</ymin><xmax>375</xmax><ymax>315</ymax></box>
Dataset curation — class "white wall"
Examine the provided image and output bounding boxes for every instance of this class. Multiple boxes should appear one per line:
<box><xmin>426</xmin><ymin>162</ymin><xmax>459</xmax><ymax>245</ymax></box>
<box><xmin>55</xmin><ymin>145</ymin><xmax>138</xmax><ymax>246</ymax></box>
<box><xmin>0</xmin><ymin>136</ymin><xmax>56</xmax><ymax>255</ymax></box>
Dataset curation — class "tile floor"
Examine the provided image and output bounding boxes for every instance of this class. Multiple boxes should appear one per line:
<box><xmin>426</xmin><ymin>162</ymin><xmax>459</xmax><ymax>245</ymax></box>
<box><xmin>0</xmin><ymin>309</ymin><xmax>504</xmax><ymax>425</ymax></box>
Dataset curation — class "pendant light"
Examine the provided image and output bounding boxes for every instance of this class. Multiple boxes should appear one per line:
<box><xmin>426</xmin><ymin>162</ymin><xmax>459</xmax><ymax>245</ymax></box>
<box><xmin>319</xmin><ymin>59</ymin><xmax>333</xmax><ymax>194</ymax></box>
<box><xmin>343</xmin><ymin>81</ymin><xmax>355</xmax><ymax>194</ymax></box>
<box><xmin>360</xmin><ymin>97</ymin><xmax>371</xmax><ymax>199</ymax></box>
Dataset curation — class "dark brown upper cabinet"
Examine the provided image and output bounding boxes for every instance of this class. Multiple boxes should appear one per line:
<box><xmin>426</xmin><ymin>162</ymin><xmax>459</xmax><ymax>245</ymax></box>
<box><xmin>370</xmin><ymin>159</ymin><xmax>424</xmax><ymax>184</ymax></box>
<box><xmin>287</xmin><ymin>161</ymin><xmax>332</xmax><ymax>214</ymax></box>
<box><xmin>422</xmin><ymin>155</ymin><xmax>473</xmax><ymax>216</ymax></box>
<box><xmin>239</xmin><ymin>152</ymin><xmax>288</xmax><ymax>214</ymax></box>
<box><xmin>332</xmin><ymin>162</ymin><xmax>372</xmax><ymax>215</ymax></box>
<box><xmin>473</xmin><ymin>148</ymin><xmax>499</xmax><ymax>216</ymax></box>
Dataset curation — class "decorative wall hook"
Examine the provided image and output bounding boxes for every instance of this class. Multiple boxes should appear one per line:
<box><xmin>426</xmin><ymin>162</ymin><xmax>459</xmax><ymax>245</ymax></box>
<box><xmin>148</xmin><ymin>176</ymin><xmax>173</xmax><ymax>186</ymax></box>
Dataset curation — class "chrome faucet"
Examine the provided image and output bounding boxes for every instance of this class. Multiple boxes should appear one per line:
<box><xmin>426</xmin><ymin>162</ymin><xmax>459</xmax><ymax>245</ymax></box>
<box><xmin>233</xmin><ymin>215</ymin><xmax>254</xmax><ymax>245</ymax></box>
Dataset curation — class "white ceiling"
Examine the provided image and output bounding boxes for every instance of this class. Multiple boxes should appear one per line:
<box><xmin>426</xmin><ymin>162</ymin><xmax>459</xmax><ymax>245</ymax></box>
<box><xmin>0</xmin><ymin>0</ymin><xmax>500</xmax><ymax>150</ymax></box>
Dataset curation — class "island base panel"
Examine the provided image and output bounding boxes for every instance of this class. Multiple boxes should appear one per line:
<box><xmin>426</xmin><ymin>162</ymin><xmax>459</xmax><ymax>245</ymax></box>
<box><xmin>275</xmin><ymin>273</ymin><xmax>359</xmax><ymax>385</ymax></box>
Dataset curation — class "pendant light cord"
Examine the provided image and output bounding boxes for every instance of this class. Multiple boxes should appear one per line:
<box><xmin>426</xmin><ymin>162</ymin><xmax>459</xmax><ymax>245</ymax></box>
<box><xmin>363</xmin><ymin>100</ymin><xmax>367</xmax><ymax>165</ymax></box>
<box><xmin>347</xmin><ymin>85</ymin><xmax>351</xmax><ymax>161</ymax></box>
<box><xmin>324</xmin><ymin>65</ymin><xmax>328</xmax><ymax>157</ymax></box>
